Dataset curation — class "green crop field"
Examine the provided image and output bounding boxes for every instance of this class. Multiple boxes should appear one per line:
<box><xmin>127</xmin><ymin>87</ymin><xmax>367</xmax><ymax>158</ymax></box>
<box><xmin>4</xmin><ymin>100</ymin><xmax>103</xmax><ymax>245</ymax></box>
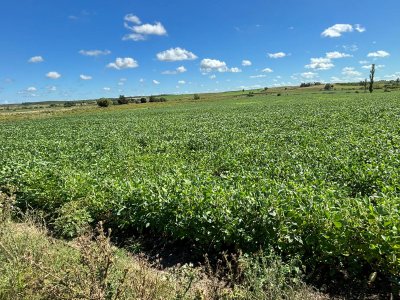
<box><xmin>1</xmin><ymin>92</ymin><xmax>400</xmax><ymax>278</ymax></box>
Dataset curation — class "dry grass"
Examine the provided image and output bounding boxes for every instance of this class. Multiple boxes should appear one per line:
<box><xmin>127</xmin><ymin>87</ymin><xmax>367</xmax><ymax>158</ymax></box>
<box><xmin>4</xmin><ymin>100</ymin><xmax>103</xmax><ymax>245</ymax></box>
<box><xmin>1</xmin><ymin>189</ymin><xmax>329</xmax><ymax>300</ymax></box>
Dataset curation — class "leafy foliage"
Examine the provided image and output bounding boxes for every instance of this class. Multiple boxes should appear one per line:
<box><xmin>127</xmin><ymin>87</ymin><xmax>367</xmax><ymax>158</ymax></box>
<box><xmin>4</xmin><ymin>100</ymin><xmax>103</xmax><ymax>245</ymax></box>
<box><xmin>117</xmin><ymin>95</ymin><xmax>129</xmax><ymax>105</ymax></box>
<box><xmin>97</xmin><ymin>98</ymin><xmax>113</xmax><ymax>107</ymax></box>
<box><xmin>1</xmin><ymin>92</ymin><xmax>400</xmax><ymax>279</ymax></box>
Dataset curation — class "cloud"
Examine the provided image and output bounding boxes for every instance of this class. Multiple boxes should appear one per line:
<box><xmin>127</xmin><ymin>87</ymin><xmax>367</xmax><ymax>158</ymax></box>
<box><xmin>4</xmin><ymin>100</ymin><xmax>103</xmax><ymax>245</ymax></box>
<box><xmin>80</xmin><ymin>74</ymin><xmax>92</xmax><ymax>80</ymax></box>
<box><xmin>326</xmin><ymin>51</ymin><xmax>352</xmax><ymax>59</ymax></box>
<box><xmin>176</xmin><ymin>66</ymin><xmax>187</xmax><ymax>73</ymax></box>
<box><xmin>124</xmin><ymin>14</ymin><xmax>141</xmax><ymax>25</ymax></box>
<box><xmin>79</xmin><ymin>49</ymin><xmax>111</xmax><ymax>56</ymax></box>
<box><xmin>162</xmin><ymin>66</ymin><xmax>187</xmax><ymax>75</ymax></box>
<box><xmin>359</xmin><ymin>60</ymin><xmax>369</xmax><ymax>64</ymax></box>
<box><xmin>123</xmin><ymin>16</ymin><xmax>167</xmax><ymax>41</ymax></box>
<box><xmin>321</xmin><ymin>24</ymin><xmax>353</xmax><ymax>37</ymax></box>
<box><xmin>305</xmin><ymin>58</ymin><xmax>334</xmax><ymax>70</ymax></box>
<box><xmin>153</xmin><ymin>80</ymin><xmax>160</xmax><ymax>85</ymax></box>
<box><xmin>268</xmin><ymin>52</ymin><xmax>286</xmax><ymax>59</ymax></box>
<box><xmin>107</xmin><ymin>57</ymin><xmax>138</xmax><ymax>70</ymax></box>
<box><xmin>156</xmin><ymin>47</ymin><xmax>197</xmax><ymax>62</ymax></box>
<box><xmin>355</xmin><ymin>24</ymin><xmax>366</xmax><ymax>33</ymax></box>
<box><xmin>178</xmin><ymin>80</ymin><xmax>186</xmax><ymax>84</ymax></box>
<box><xmin>26</xmin><ymin>86</ymin><xmax>37</xmax><ymax>92</ymax></box>
<box><xmin>343</xmin><ymin>44</ymin><xmax>359</xmax><ymax>52</ymax></box>
<box><xmin>28</xmin><ymin>56</ymin><xmax>44</xmax><ymax>63</ymax></box>
<box><xmin>230</xmin><ymin>67</ymin><xmax>242</xmax><ymax>73</ymax></box>
<box><xmin>250</xmin><ymin>74</ymin><xmax>267</xmax><ymax>78</ymax></box>
<box><xmin>384</xmin><ymin>72</ymin><xmax>400</xmax><ymax>80</ymax></box>
<box><xmin>200</xmin><ymin>59</ymin><xmax>228</xmax><ymax>72</ymax></box>
<box><xmin>48</xmin><ymin>86</ymin><xmax>57</xmax><ymax>91</ymax></box>
<box><xmin>367</xmin><ymin>50</ymin><xmax>390</xmax><ymax>58</ymax></box>
<box><xmin>342</xmin><ymin>67</ymin><xmax>362</xmax><ymax>76</ymax></box>
<box><xmin>103</xmin><ymin>87</ymin><xmax>111</xmax><ymax>91</ymax></box>
<box><xmin>46</xmin><ymin>71</ymin><xmax>61</xmax><ymax>79</ymax></box>
<box><xmin>199</xmin><ymin>59</ymin><xmax>241</xmax><ymax>73</ymax></box>
<box><xmin>242</xmin><ymin>60</ymin><xmax>252</xmax><ymax>66</ymax></box>
<box><xmin>132</xmin><ymin>22</ymin><xmax>166</xmax><ymax>35</ymax></box>
<box><xmin>262</xmin><ymin>68</ymin><xmax>273</xmax><ymax>73</ymax></box>
<box><xmin>301</xmin><ymin>72</ymin><xmax>318</xmax><ymax>79</ymax></box>
<box><xmin>361</xmin><ymin>64</ymin><xmax>385</xmax><ymax>69</ymax></box>
<box><xmin>122</xmin><ymin>33</ymin><xmax>146</xmax><ymax>41</ymax></box>
<box><xmin>209</xmin><ymin>74</ymin><xmax>216</xmax><ymax>79</ymax></box>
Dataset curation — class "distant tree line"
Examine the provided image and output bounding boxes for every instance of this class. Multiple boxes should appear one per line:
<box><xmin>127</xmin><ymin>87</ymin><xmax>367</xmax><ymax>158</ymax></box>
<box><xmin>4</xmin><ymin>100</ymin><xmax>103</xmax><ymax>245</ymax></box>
<box><xmin>96</xmin><ymin>95</ymin><xmax>167</xmax><ymax>107</ymax></box>
<box><xmin>299</xmin><ymin>82</ymin><xmax>322</xmax><ymax>87</ymax></box>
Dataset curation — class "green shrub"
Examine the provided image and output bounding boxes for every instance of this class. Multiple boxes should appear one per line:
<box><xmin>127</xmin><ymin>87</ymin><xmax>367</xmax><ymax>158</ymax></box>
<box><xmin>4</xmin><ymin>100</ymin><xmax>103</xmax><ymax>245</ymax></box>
<box><xmin>97</xmin><ymin>99</ymin><xmax>112</xmax><ymax>107</ymax></box>
<box><xmin>64</xmin><ymin>102</ymin><xmax>77</xmax><ymax>107</ymax></box>
<box><xmin>149</xmin><ymin>96</ymin><xmax>167</xmax><ymax>103</ymax></box>
<box><xmin>247</xmin><ymin>92</ymin><xmax>254</xmax><ymax>97</ymax></box>
<box><xmin>140</xmin><ymin>97</ymin><xmax>147</xmax><ymax>103</ymax></box>
<box><xmin>193</xmin><ymin>94</ymin><xmax>201</xmax><ymax>100</ymax></box>
<box><xmin>53</xmin><ymin>201</ymin><xmax>93</xmax><ymax>238</ymax></box>
<box><xmin>118</xmin><ymin>95</ymin><xmax>129</xmax><ymax>105</ymax></box>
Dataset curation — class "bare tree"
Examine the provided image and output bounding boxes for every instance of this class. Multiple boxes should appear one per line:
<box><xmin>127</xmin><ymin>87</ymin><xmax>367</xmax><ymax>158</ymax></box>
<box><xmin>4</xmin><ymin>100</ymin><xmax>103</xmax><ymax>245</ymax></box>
<box><xmin>369</xmin><ymin>64</ymin><xmax>375</xmax><ymax>93</ymax></box>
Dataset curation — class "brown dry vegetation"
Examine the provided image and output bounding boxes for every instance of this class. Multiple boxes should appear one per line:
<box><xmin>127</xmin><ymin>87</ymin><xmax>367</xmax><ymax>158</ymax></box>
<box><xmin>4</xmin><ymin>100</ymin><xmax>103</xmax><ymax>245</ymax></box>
<box><xmin>0</xmin><ymin>190</ymin><xmax>329</xmax><ymax>300</ymax></box>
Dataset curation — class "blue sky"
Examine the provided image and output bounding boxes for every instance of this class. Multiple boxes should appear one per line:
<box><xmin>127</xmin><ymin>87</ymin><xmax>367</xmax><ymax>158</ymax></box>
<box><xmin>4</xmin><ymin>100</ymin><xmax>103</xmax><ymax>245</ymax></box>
<box><xmin>1</xmin><ymin>0</ymin><xmax>399</xmax><ymax>103</ymax></box>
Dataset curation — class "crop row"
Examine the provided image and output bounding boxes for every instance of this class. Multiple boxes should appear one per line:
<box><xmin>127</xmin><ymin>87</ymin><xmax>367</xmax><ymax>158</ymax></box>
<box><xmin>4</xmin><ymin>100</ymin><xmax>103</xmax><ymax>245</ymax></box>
<box><xmin>1</xmin><ymin>93</ymin><xmax>399</xmax><ymax>276</ymax></box>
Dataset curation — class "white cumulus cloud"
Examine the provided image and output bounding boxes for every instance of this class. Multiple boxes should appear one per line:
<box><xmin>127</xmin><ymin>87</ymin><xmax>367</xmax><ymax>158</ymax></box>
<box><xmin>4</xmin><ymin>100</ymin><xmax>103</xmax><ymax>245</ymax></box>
<box><xmin>305</xmin><ymin>58</ymin><xmax>334</xmax><ymax>70</ymax></box>
<box><xmin>79</xmin><ymin>49</ymin><xmax>111</xmax><ymax>56</ymax></box>
<box><xmin>301</xmin><ymin>72</ymin><xmax>318</xmax><ymax>79</ymax></box>
<box><xmin>123</xmin><ymin>16</ymin><xmax>167</xmax><ymax>41</ymax></box>
<box><xmin>26</xmin><ymin>86</ymin><xmax>37</xmax><ymax>92</ymax></box>
<box><xmin>200</xmin><ymin>59</ymin><xmax>229</xmax><ymax>72</ymax></box>
<box><xmin>176</xmin><ymin>66</ymin><xmax>187</xmax><ymax>73</ymax></box>
<box><xmin>322</xmin><ymin>24</ymin><xmax>365</xmax><ymax>38</ymax></box>
<box><xmin>124</xmin><ymin>14</ymin><xmax>141</xmax><ymax>25</ymax></box>
<box><xmin>262</xmin><ymin>68</ymin><xmax>273</xmax><ymax>73</ymax></box>
<box><xmin>361</xmin><ymin>64</ymin><xmax>385</xmax><ymax>69</ymax></box>
<box><xmin>28</xmin><ymin>56</ymin><xmax>44</xmax><ymax>63</ymax></box>
<box><xmin>153</xmin><ymin>80</ymin><xmax>160</xmax><ymax>85</ymax></box>
<box><xmin>242</xmin><ymin>60</ymin><xmax>252</xmax><ymax>66</ymax></box>
<box><xmin>80</xmin><ymin>74</ymin><xmax>92</xmax><ymax>80</ymax></box>
<box><xmin>156</xmin><ymin>47</ymin><xmax>197</xmax><ymax>61</ymax></box>
<box><xmin>326</xmin><ymin>51</ymin><xmax>352</xmax><ymax>59</ymax></box>
<box><xmin>268</xmin><ymin>52</ymin><xmax>286</xmax><ymax>59</ymax></box>
<box><xmin>103</xmin><ymin>87</ymin><xmax>111</xmax><ymax>91</ymax></box>
<box><xmin>355</xmin><ymin>24</ymin><xmax>366</xmax><ymax>33</ymax></box>
<box><xmin>107</xmin><ymin>57</ymin><xmax>139</xmax><ymax>70</ymax></box>
<box><xmin>321</xmin><ymin>24</ymin><xmax>354</xmax><ymax>37</ymax></box>
<box><xmin>133</xmin><ymin>22</ymin><xmax>166</xmax><ymax>35</ymax></box>
<box><xmin>162</xmin><ymin>66</ymin><xmax>187</xmax><ymax>75</ymax></box>
<box><xmin>230</xmin><ymin>67</ymin><xmax>242</xmax><ymax>73</ymax></box>
<box><xmin>342</xmin><ymin>67</ymin><xmax>362</xmax><ymax>76</ymax></box>
<box><xmin>367</xmin><ymin>50</ymin><xmax>390</xmax><ymax>58</ymax></box>
<box><xmin>178</xmin><ymin>80</ymin><xmax>186</xmax><ymax>84</ymax></box>
<box><xmin>250</xmin><ymin>75</ymin><xmax>267</xmax><ymax>78</ymax></box>
<box><xmin>46</xmin><ymin>71</ymin><xmax>61</xmax><ymax>79</ymax></box>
